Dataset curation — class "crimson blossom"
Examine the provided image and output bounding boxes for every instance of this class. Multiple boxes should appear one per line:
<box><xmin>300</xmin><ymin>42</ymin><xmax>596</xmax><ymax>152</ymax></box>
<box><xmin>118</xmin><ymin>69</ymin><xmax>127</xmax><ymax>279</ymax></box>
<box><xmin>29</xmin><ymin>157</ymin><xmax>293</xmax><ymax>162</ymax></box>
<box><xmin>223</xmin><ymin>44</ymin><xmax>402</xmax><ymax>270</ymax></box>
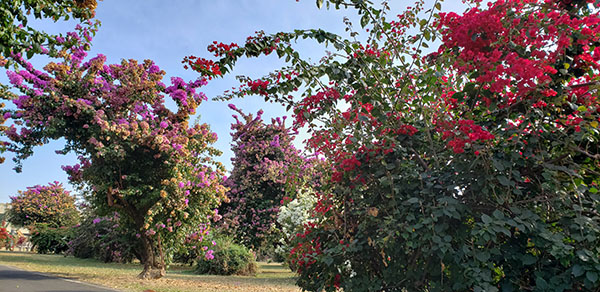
<box><xmin>190</xmin><ymin>0</ymin><xmax>600</xmax><ymax>290</ymax></box>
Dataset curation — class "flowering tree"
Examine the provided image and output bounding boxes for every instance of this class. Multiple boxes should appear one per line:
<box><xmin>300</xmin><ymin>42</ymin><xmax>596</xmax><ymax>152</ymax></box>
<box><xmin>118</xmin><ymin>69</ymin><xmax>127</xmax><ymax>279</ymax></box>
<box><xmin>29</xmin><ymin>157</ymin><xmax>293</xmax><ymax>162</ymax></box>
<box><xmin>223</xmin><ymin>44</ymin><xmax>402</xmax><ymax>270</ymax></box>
<box><xmin>190</xmin><ymin>0</ymin><xmax>600</xmax><ymax>290</ymax></box>
<box><xmin>219</xmin><ymin>105</ymin><xmax>310</xmax><ymax>256</ymax></box>
<box><xmin>7</xmin><ymin>181</ymin><xmax>79</xmax><ymax>228</ymax></box>
<box><xmin>2</xmin><ymin>24</ymin><xmax>227</xmax><ymax>279</ymax></box>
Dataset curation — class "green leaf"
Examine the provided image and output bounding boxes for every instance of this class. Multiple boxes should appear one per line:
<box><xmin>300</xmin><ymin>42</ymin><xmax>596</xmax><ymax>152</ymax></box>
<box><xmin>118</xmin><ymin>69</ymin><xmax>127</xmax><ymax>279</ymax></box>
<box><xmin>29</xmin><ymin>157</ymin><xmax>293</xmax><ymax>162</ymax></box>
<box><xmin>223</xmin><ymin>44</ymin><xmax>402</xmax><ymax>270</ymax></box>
<box><xmin>316</xmin><ymin>0</ymin><xmax>323</xmax><ymax>9</ymax></box>
<box><xmin>587</xmin><ymin>271</ymin><xmax>598</xmax><ymax>283</ymax></box>
<box><xmin>577</xmin><ymin>250</ymin><xmax>591</xmax><ymax>262</ymax></box>
<box><xmin>492</xmin><ymin>209</ymin><xmax>504</xmax><ymax>219</ymax></box>
<box><xmin>360</xmin><ymin>15</ymin><xmax>369</xmax><ymax>28</ymax></box>
<box><xmin>475</xmin><ymin>251</ymin><xmax>490</xmax><ymax>262</ymax></box>
<box><xmin>498</xmin><ymin>175</ymin><xmax>510</xmax><ymax>186</ymax></box>
<box><xmin>535</xmin><ymin>277</ymin><xmax>548</xmax><ymax>290</ymax></box>
<box><xmin>521</xmin><ymin>254</ymin><xmax>537</xmax><ymax>265</ymax></box>
<box><xmin>405</xmin><ymin>197</ymin><xmax>419</xmax><ymax>204</ymax></box>
<box><xmin>572</xmin><ymin>264</ymin><xmax>585</xmax><ymax>277</ymax></box>
<box><xmin>481</xmin><ymin>214</ymin><xmax>492</xmax><ymax>224</ymax></box>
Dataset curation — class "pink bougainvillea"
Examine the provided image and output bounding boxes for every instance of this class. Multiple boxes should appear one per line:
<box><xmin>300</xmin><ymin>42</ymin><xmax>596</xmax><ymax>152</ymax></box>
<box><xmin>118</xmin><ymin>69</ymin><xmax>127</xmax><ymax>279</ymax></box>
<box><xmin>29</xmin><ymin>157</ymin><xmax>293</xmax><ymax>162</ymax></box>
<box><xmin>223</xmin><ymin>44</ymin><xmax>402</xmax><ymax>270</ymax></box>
<box><xmin>2</xmin><ymin>23</ymin><xmax>227</xmax><ymax>279</ymax></box>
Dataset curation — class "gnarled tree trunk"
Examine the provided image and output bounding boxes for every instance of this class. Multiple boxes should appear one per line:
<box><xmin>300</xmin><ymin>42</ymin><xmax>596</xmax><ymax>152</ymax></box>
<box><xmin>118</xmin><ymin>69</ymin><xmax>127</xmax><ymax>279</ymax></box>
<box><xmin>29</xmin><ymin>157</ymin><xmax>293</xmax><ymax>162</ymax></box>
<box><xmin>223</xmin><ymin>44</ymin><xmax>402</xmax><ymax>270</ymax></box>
<box><xmin>137</xmin><ymin>232</ymin><xmax>165</xmax><ymax>279</ymax></box>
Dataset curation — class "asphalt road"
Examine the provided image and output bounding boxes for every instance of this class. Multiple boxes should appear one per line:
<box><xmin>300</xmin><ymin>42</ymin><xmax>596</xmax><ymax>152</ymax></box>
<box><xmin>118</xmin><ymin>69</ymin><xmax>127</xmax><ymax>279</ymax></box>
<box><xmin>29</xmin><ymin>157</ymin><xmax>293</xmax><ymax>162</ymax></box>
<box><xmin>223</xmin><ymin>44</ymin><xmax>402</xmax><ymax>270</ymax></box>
<box><xmin>0</xmin><ymin>265</ymin><xmax>119</xmax><ymax>292</ymax></box>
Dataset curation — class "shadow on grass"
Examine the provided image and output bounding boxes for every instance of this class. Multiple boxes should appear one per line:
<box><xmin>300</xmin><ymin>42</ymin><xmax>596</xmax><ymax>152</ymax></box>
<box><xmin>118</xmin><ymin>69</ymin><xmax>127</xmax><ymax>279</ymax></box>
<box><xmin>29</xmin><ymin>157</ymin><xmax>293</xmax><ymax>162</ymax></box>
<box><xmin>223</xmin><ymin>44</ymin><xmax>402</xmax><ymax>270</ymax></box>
<box><xmin>0</xmin><ymin>251</ymin><xmax>300</xmax><ymax>290</ymax></box>
<box><xmin>166</xmin><ymin>272</ymin><xmax>297</xmax><ymax>287</ymax></box>
<box><xmin>0</xmin><ymin>251</ymin><xmax>141</xmax><ymax>272</ymax></box>
<box><xmin>166</xmin><ymin>262</ymin><xmax>297</xmax><ymax>287</ymax></box>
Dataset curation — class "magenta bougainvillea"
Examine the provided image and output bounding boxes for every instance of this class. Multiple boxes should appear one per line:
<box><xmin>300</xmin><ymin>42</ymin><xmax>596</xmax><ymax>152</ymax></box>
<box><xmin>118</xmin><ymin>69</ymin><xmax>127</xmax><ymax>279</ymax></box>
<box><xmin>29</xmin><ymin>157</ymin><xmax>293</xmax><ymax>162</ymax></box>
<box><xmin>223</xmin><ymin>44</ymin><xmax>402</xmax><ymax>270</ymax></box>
<box><xmin>0</xmin><ymin>101</ymin><xmax>7</xmax><ymax>163</ymax></box>
<box><xmin>218</xmin><ymin>104</ymin><xmax>315</xmax><ymax>256</ymax></box>
<box><xmin>2</xmin><ymin>22</ymin><xmax>227</xmax><ymax>279</ymax></box>
<box><xmin>7</xmin><ymin>181</ymin><xmax>79</xmax><ymax>228</ymax></box>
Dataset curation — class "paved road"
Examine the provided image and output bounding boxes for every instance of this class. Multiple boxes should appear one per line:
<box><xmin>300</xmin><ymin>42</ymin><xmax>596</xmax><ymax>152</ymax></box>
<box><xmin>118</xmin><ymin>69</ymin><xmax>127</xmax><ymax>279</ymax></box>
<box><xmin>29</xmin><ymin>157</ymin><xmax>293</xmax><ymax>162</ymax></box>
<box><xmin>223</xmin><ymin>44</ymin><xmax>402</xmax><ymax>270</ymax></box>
<box><xmin>0</xmin><ymin>265</ymin><xmax>119</xmax><ymax>292</ymax></box>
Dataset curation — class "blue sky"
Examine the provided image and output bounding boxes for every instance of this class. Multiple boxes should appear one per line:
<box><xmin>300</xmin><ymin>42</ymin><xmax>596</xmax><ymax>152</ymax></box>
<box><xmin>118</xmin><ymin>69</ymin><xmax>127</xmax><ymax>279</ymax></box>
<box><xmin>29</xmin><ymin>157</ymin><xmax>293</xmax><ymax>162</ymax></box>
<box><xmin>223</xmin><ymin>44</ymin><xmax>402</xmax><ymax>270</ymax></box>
<box><xmin>0</xmin><ymin>1</ymin><xmax>468</xmax><ymax>203</ymax></box>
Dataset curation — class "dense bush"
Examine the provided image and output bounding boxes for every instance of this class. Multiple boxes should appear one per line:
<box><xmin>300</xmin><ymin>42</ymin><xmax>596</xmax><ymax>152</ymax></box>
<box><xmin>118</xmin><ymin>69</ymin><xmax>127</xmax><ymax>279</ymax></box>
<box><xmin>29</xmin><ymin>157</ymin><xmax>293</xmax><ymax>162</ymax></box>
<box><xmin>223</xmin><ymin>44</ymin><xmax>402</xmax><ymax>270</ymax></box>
<box><xmin>7</xmin><ymin>182</ymin><xmax>79</xmax><ymax>228</ymax></box>
<box><xmin>195</xmin><ymin>237</ymin><xmax>257</xmax><ymax>276</ymax></box>
<box><xmin>194</xmin><ymin>0</ymin><xmax>600</xmax><ymax>290</ymax></box>
<box><xmin>0</xmin><ymin>222</ymin><xmax>14</xmax><ymax>250</ymax></box>
<box><xmin>30</xmin><ymin>224</ymin><xmax>73</xmax><ymax>254</ymax></box>
<box><xmin>67</xmin><ymin>214</ymin><xmax>140</xmax><ymax>263</ymax></box>
<box><xmin>172</xmin><ymin>224</ymin><xmax>214</xmax><ymax>265</ymax></box>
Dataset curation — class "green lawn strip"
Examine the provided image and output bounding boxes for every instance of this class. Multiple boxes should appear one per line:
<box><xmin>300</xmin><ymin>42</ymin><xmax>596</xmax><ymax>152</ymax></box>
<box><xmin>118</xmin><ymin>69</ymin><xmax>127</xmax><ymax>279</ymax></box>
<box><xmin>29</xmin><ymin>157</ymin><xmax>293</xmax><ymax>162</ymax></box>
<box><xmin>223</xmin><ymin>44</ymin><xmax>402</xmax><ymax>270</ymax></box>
<box><xmin>0</xmin><ymin>251</ymin><xmax>299</xmax><ymax>292</ymax></box>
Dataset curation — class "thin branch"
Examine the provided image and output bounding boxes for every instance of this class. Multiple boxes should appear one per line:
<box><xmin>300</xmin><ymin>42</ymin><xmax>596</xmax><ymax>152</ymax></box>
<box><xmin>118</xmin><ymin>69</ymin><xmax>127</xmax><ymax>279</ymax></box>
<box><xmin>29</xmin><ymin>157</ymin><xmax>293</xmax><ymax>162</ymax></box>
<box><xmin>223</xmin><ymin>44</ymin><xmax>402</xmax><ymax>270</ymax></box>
<box><xmin>411</xmin><ymin>147</ymin><xmax>429</xmax><ymax>171</ymax></box>
<box><xmin>570</xmin><ymin>145</ymin><xmax>600</xmax><ymax>160</ymax></box>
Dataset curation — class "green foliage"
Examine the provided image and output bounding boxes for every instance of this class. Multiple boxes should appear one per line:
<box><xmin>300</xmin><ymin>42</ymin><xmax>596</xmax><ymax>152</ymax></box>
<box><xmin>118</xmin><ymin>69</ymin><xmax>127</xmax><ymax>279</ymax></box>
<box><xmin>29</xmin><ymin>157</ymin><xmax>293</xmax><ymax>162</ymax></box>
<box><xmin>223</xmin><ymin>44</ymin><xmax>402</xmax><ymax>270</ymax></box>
<box><xmin>0</xmin><ymin>0</ymin><xmax>96</xmax><ymax>61</ymax></box>
<box><xmin>195</xmin><ymin>237</ymin><xmax>258</xmax><ymax>276</ymax></box>
<box><xmin>194</xmin><ymin>0</ymin><xmax>600</xmax><ymax>291</ymax></box>
<box><xmin>30</xmin><ymin>223</ymin><xmax>73</xmax><ymax>254</ymax></box>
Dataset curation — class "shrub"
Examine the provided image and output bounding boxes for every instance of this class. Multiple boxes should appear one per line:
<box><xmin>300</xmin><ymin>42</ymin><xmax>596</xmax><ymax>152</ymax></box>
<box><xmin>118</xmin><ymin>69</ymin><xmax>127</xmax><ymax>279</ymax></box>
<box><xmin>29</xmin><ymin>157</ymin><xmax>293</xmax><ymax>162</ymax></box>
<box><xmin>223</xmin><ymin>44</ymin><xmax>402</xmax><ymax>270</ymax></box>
<box><xmin>30</xmin><ymin>223</ymin><xmax>73</xmax><ymax>254</ymax></box>
<box><xmin>172</xmin><ymin>224</ymin><xmax>213</xmax><ymax>266</ymax></box>
<box><xmin>67</xmin><ymin>214</ymin><xmax>140</xmax><ymax>263</ymax></box>
<box><xmin>7</xmin><ymin>182</ymin><xmax>79</xmax><ymax>228</ymax></box>
<box><xmin>276</xmin><ymin>187</ymin><xmax>317</xmax><ymax>269</ymax></box>
<box><xmin>197</xmin><ymin>0</ymin><xmax>600</xmax><ymax>290</ymax></box>
<box><xmin>195</xmin><ymin>237</ymin><xmax>257</xmax><ymax>276</ymax></box>
<box><xmin>0</xmin><ymin>222</ymin><xmax>14</xmax><ymax>250</ymax></box>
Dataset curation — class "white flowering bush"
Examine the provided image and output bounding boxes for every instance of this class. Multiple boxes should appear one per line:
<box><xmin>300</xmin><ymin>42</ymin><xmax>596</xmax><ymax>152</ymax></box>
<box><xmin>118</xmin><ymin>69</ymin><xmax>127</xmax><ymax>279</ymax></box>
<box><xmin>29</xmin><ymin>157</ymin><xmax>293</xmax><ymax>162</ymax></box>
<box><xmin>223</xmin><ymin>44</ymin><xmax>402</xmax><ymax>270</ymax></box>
<box><xmin>276</xmin><ymin>187</ymin><xmax>317</xmax><ymax>267</ymax></box>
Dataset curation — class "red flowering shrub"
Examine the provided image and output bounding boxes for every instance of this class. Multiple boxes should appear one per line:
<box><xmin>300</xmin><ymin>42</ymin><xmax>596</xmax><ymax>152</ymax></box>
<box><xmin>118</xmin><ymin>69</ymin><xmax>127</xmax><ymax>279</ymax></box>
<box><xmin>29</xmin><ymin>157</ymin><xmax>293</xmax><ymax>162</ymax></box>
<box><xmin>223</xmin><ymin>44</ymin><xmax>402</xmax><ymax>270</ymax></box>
<box><xmin>191</xmin><ymin>0</ymin><xmax>600</xmax><ymax>290</ymax></box>
<box><xmin>0</xmin><ymin>222</ymin><xmax>14</xmax><ymax>250</ymax></box>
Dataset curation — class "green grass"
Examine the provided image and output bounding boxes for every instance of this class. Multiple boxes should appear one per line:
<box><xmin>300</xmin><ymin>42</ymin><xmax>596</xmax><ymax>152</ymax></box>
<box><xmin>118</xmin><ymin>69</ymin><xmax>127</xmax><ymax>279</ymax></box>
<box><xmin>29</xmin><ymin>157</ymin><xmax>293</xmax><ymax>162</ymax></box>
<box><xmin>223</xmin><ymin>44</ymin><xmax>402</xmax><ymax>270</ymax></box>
<box><xmin>0</xmin><ymin>251</ymin><xmax>299</xmax><ymax>292</ymax></box>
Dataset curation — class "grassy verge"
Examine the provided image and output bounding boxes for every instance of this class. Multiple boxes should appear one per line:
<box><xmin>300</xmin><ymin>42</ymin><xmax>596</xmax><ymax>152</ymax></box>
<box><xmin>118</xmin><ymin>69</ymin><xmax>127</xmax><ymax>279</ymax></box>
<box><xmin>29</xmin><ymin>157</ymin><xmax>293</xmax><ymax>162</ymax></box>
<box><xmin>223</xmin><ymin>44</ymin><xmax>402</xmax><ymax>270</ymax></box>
<box><xmin>0</xmin><ymin>251</ymin><xmax>299</xmax><ymax>292</ymax></box>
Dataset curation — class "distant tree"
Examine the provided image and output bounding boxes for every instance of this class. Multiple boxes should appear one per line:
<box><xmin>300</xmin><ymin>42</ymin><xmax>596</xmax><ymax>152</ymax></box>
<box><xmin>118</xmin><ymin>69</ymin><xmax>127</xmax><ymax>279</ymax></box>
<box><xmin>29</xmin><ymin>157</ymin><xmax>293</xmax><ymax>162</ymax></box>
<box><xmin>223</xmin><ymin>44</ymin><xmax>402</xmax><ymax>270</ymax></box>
<box><xmin>219</xmin><ymin>105</ymin><xmax>309</xmax><ymax>257</ymax></box>
<box><xmin>0</xmin><ymin>102</ymin><xmax>7</xmax><ymax>163</ymax></box>
<box><xmin>7</xmin><ymin>181</ymin><xmax>79</xmax><ymax>228</ymax></box>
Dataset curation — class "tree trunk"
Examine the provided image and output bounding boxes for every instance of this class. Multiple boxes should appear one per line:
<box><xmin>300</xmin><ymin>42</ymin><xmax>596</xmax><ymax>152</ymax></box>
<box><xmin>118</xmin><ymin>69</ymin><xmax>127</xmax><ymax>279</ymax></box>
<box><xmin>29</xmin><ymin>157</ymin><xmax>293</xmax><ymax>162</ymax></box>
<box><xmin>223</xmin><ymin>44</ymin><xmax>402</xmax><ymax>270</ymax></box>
<box><xmin>137</xmin><ymin>232</ymin><xmax>165</xmax><ymax>279</ymax></box>
<box><xmin>119</xmin><ymin>202</ymin><xmax>165</xmax><ymax>280</ymax></box>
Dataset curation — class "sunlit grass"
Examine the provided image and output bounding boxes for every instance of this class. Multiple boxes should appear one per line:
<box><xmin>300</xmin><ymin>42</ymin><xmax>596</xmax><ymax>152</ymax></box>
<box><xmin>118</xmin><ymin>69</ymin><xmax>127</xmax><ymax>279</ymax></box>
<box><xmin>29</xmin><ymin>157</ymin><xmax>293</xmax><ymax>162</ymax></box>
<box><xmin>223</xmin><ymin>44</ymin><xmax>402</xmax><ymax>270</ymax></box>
<box><xmin>0</xmin><ymin>251</ymin><xmax>299</xmax><ymax>292</ymax></box>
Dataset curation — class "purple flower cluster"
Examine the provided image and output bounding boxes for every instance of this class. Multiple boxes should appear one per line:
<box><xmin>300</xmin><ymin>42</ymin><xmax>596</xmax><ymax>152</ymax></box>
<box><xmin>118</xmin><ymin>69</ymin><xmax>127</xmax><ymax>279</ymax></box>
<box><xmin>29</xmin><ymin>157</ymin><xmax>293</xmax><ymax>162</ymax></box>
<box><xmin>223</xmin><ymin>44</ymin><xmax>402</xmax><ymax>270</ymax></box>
<box><xmin>219</xmin><ymin>107</ymin><xmax>313</xmax><ymax>252</ymax></box>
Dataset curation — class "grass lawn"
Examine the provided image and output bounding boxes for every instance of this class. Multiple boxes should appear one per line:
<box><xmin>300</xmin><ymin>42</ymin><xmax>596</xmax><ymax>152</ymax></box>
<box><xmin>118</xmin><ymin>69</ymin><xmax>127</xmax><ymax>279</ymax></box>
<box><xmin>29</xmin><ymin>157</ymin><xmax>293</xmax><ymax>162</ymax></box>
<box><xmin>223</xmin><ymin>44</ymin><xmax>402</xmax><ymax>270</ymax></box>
<box><xmin>0</xmin><ymin>251</ymin><xmax>300</xmax><ymax>292</ymax></box>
